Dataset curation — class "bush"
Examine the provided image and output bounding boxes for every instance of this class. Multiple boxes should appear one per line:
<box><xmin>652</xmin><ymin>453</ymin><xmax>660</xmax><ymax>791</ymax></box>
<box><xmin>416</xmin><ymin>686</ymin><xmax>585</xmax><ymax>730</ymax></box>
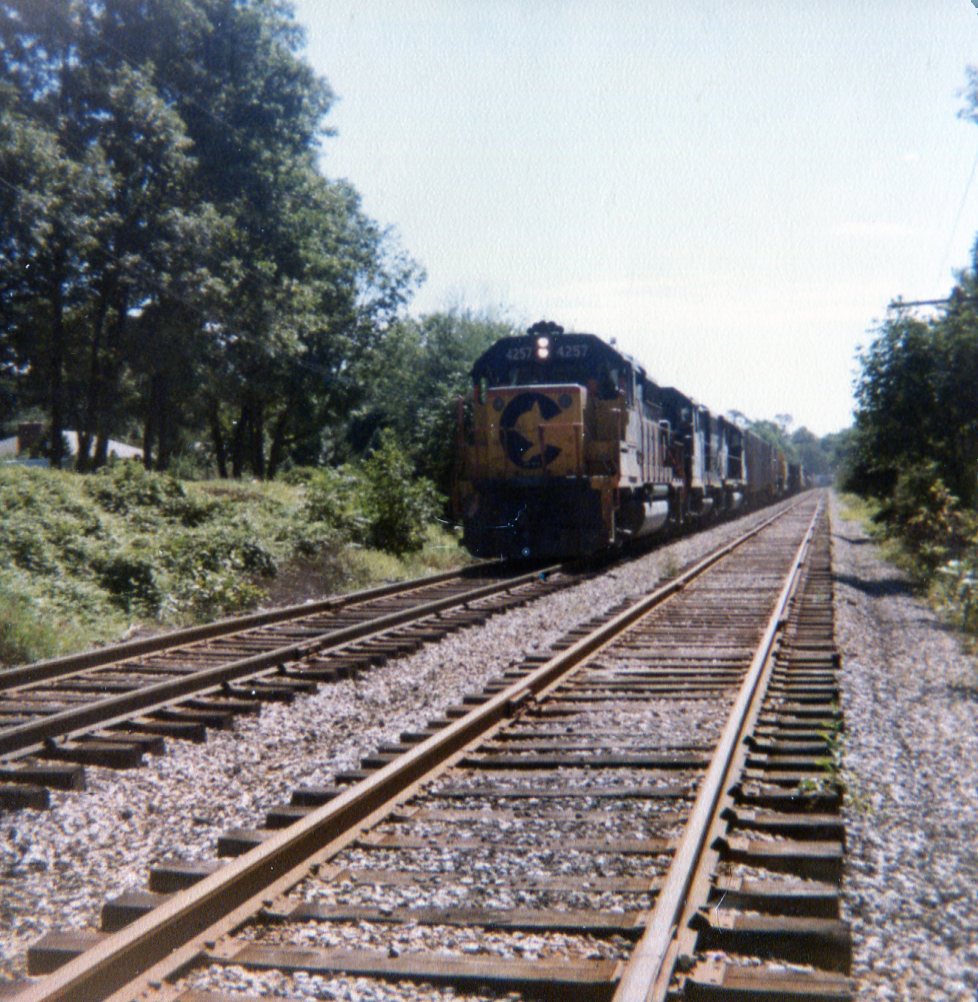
<box><xmin>93</xmin><ymin>547</ymin><xmax>163</xmax><ymax>614</ymax></box>
<box><xmin>299</xmin><ymin>467</ymin><xmax>361</xmax><ymax>537</ymax></box>
<box><xmin>0</xmin><ymin>462</ymin><xmax>465</xmax><ymax>666</ymax></box>
<box><xmin>84</xmin><ymin>461</ymin><xmax>186</xmax><ymax>515</ymax></box>
<box><xmin>936</xmin><ymin>555</ymin><xmax>978</xmax><ymax>633</ymax></box>
<box><xmin>359</xmin><ymin>430</ymin><xmax>442</xmax><ymax>555</ymax></box>
<box><xmin>873</xmin><ymin>464</ymin><xmax>969</xmax><ymax>580</ymax></box>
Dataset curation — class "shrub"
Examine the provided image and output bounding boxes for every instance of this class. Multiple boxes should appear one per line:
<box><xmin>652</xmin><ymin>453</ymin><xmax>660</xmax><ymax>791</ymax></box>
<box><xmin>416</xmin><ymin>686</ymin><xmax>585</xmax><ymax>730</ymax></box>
<box><xmin>300</xmin><ymin>467</ymin><xmax>361</xmax><ymax>537</ymax></box>
<box><xmin>936</xmin><ymin>556</ymin><xmax>978</xmax><ymax>633</ymax></box>
<box><xmin>84</xmin><ymin>461</ymin><xmax>186</xmax><ymax>514</ymax></box>
<box><xmin>359</xmin><ymin>430</ymin><xmax>442</xmax><ymax>555</ymax></box>
<box><xmin>278</xmin><ymin>466</ymin><xmax>321</xmax><ymax>487</ymax></box>
<box><xmin>874</xmin><ymin>464</ymin><xmax>969</xmax><ymax>580</ymax></box>
<box><xmin>93</xmin><ymin>547</ymin><xmax>163</xmax><ymax>614</ymax></box>
<box><xmin>162</xmin><ymin>524</ymin><xmax>276</xmax><ymax>578</ymax></box>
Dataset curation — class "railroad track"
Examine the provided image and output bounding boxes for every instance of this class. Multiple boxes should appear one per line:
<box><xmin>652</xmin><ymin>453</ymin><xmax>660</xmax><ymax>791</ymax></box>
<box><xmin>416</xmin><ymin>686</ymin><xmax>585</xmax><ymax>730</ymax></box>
<box><xmin>0</xmin><ymin>563</ymin><xmax>571</xmax><ymax>808</ymax></box>
<box><xmin>11</xmin><ymin>493</ymin><xmax>850</xmax><ymax>1002</ymax></box>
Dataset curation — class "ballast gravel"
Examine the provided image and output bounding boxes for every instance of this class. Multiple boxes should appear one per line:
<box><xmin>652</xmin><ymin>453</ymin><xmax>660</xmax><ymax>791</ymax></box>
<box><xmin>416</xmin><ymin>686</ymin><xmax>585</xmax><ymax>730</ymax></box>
<box><xmin>0</xmin><ymin>498</ymin><xmax>796</xmax><ymax>984</ymax></box>
<box><xmin>6</xmin><ymin>495</ymin><xmax>974</xmax><ymax>1001</ymax></box>
<box><xmin>832</xmin><ymin>494</ymin><xmax>978</xmax><ymax>1001</ymax></box>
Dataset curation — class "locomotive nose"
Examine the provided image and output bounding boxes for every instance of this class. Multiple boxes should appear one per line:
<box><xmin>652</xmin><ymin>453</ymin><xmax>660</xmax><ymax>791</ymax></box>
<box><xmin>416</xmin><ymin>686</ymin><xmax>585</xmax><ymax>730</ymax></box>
<box><xmin>496</xmin><ymin>386</ymin><xmax>585</xmax><ymax>477</ymax></box>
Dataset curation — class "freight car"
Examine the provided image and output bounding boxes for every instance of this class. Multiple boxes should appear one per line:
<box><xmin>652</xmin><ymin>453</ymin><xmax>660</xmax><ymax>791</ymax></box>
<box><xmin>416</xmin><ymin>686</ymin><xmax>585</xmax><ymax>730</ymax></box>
<box><xmin>455</xmin><ymin>321</ymin><xmax>789</xmax><ymax>560</ymax></box>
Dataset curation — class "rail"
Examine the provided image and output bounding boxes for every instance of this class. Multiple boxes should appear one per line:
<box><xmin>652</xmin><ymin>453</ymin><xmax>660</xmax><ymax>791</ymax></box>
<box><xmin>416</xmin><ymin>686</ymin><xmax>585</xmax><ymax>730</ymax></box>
<box><xmin>14</xmin><ymin>498</ymin><xmax>826</xmax><ymax>1002</ymax></box>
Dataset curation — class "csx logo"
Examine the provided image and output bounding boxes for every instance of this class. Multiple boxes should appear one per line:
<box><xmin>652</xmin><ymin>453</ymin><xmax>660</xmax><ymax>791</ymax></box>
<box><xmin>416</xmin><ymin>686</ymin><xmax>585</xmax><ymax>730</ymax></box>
<box><xmin>499</xmin><ymin>392</ymin><xmax>563</xmax><ymax>469</ymax></box>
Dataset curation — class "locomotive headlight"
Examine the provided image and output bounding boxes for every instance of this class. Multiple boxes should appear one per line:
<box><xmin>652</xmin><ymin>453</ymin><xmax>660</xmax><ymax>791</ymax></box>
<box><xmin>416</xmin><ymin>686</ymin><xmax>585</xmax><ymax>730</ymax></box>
<box><xmin>536</xmin><ymin>336</ymin><xmax>550</xmax><ymax>349</ymax></box>
<box><xmin>536</xmin><ymin>336</ymin><xmax>550</xmax><ymax>360</ymax></box>
<box><xmin>536</xmin><ymin>347</ymin><xmax>550</xmax><ymax>360</ymax></box>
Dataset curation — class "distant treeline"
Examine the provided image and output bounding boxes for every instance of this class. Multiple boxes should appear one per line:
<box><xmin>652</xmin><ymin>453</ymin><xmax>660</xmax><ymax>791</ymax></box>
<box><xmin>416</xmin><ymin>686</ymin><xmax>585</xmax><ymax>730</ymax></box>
<box><xmin>736</xmin><ymin>417</ymin><xmax>849</xmax><ymax>483</ymax></box>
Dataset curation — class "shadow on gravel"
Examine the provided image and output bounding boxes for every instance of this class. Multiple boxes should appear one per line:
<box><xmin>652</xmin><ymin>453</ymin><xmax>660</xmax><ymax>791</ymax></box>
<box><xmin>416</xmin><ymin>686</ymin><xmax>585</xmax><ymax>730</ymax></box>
<box><xmin>832</xmin><ymin>573</ymin><xmax>912</xmax><ymax>598</ymax></box>
<box><xmin>948</xmin><ymin>683</ymin><xmax>978</xmax><ymax>702</ymax></box>
<box><xmin>832</xmin><ymin>533</ymin><xmax>874</xmax><ymax>546</ymax></box>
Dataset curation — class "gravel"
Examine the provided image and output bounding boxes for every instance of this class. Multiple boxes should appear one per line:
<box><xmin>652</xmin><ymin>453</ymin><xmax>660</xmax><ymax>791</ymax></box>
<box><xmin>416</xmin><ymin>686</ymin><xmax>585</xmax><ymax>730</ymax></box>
<box><xmin>0</xmin><ymin>499</ymin><xmax>798</xmax><ymax>984</ymax></box>
<box><xmin>6</xmin><ymin>493</ymin><xmax>968</xmax><ymax>999</ymax></box>
<box><xmin>295</xmin><ymin>872</ymin><xmax>657</xmax><ymax>915</ymax></box>
<box><xmin>832</xmin><ymin>493</ymin><xmax>978</xmax><ymax>1001</ymax></box>
<box><xmin>236</xmin><ymin>918</ymin><xmax>633</xmax><ymax>962</ymax></box>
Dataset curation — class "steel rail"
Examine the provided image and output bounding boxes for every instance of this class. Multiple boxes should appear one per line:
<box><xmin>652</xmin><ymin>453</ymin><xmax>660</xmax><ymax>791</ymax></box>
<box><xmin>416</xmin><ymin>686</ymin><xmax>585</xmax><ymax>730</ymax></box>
<box><xmin>611</xmin><ymin>500</ymin><xmax>822</xmax><ymax>1002</ymax></box>
<box><xmin>0</xmin><ymin>565</ymin><xmax>560</xmax><ymax>758</ymax></box>
<box><xmin>0</xmin><ymin>563</ymin><xmax>508</xmax><ymax>692</ymax></box>
<box><xmin>14</xmin><ymin>498</ymin><xmax>814</xmax><ymax>1002</ymax></box>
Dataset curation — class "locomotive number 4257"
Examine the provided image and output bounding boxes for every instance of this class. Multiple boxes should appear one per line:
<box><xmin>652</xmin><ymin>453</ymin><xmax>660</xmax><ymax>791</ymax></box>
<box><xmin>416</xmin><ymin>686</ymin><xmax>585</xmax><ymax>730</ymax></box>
<box><xmin>503</xmin><ymin>342</ymin><xmax>590</xmax><ymax>361</ymax></box>
<box><xmin>554</xmin><ymin>343</ymin><xmax>589</xmax><ymax>359</ymax></box>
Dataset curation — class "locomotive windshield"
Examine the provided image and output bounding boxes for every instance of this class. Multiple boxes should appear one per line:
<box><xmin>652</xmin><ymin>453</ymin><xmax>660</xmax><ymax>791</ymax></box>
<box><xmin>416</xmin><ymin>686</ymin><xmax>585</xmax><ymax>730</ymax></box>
<box><xmin>495</xmin><ymin>361</ymin><xmax>623</xmax><ymax>396</ymax></box>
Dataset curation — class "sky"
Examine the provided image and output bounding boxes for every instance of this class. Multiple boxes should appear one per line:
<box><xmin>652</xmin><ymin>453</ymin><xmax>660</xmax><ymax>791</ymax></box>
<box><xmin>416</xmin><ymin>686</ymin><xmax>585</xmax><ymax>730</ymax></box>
<box><xmin>291</xmin><ymin>0</ymin><xmax>978</xmax><ymax>435</ymax></box>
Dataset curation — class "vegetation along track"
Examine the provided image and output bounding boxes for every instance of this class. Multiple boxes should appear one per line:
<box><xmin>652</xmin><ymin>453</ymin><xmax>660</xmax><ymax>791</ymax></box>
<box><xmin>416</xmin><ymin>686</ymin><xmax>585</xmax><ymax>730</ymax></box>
<box><xmin>12</xmin><ymin>493</ymin><xmax>851</xmax><ymax>1002</ymax></box>
<box><xmin>0</xmin><ymin>565</ymin><xmax>570</xmax><ymax>809</ymax></box>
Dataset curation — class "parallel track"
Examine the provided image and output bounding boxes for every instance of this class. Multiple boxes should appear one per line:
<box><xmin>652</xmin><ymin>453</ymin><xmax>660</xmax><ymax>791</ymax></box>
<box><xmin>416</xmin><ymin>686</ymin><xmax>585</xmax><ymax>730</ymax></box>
<box><xmin>0</xmin><ymin>564</ymin><xmax>568</xmax><ymax>803</ymax></box>
<box><xmin>13</xmin><ymin>493</ymin><xmax>851</xmax><ymax>1002</ymax></box>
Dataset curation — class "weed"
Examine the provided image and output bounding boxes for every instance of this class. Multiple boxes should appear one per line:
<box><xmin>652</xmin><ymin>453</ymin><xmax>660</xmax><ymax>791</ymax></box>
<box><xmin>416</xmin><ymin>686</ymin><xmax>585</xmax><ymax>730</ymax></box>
<box><xmin>0</xmin><ymin>465</ymin><xmax>467</xmax><ymax>667</ymax></box>
<box><xmin>794</xmin><ymin>716</ymin><xmax>870</xmax><ymax>812</ymax></box>
<box><xmin>661</xmin><ymin>553</ymin><xmax>680</xmax><ymax>579</ymax></box>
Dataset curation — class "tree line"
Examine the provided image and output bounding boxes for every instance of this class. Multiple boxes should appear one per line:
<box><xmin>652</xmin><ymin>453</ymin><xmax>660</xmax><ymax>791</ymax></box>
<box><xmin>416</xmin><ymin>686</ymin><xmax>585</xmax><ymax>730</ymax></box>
<box><xmin>0</xmin><ymin>0</ymin><xmax>438</xmax><ymax>478</ymax></box>
<box><xmin>841</xmin><ymin>67</ymin><xmax>978</xmax><ymax>603</ymax></box>
<box><xmin>1</xmin><ymin>0</ymin><xmax>852</xmax><ymax>506</ymax></box>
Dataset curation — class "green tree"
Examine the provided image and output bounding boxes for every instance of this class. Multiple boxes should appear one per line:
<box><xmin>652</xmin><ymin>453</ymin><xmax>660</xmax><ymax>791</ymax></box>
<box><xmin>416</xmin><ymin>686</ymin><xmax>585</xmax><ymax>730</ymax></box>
<box><xmin>0</xmin><ymin>0</ymin><xmax>217</xmax><ymax>468</ymax></box>
<box><xmin>0</xmin><ymin>0</ymin><xmax>420</xmax><ymax>475</ymax></box>
<box><xmin>359</xmin><ymin>429</ymin><xmax>441</xmax><ymax>554</ymax></box>
<box><xmin>846</xmin><ymin>298</ymin><xmax>978</xmax><ymax>511</ymax></box>
<box><xmin>352</xmin><ymin>308</ymin><xmax>517</xmax><ymax>494</ymax></box>
<box><xmin>789</xmin><ymin>427</ymin><xmax>831</xmax><ymax>478</ymax></box>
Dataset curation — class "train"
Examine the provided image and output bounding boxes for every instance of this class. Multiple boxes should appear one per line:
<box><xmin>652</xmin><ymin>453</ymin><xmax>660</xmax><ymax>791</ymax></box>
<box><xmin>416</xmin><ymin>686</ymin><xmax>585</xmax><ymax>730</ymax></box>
<box><xmin>454</xmin><ymin>321</ymin><xmax>799</xmax><ymax>560</ymax></box>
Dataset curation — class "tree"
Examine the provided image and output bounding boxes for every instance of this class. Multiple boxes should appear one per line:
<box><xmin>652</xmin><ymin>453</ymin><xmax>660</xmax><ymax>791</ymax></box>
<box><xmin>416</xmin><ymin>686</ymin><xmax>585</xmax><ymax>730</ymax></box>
<box><xmin>789</xmin><ymin>427</ymin><xmax>831</xmax><ymax>478</ymax></box>
<box><xmin>0</xmin><ymin>3</ymin><xmax>107</xmax><ymax>466</ymax></box>
<box><xmin>0</xmin><ymin>0</ymin><xmax>217</xmax><ymax>468</ymax></box>
<box><xmin>351</xmin><ymin>308</ymin><xmax>518</xmax><ymax>495</ymax></box>
<box><xmin>0</xmin><ymin>0</ymin><xmax>420</xmax><ymax>475</ymax></box>
<box><xmin>845</xmin><ymin>298</ymin><xmax>978</xmax><ymax>510</ymax></box>
<box><xmin>836</xmin><ymin>65</ymin><xmax>978</xmax><ymax>554</ymax></box>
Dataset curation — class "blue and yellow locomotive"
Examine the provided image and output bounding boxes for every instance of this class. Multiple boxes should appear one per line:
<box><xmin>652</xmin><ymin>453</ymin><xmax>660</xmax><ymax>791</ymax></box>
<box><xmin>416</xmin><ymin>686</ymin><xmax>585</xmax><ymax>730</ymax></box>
<box><xmin>455</xmin><ymin>321</ymin><xmax>786</xmax><ymax>560</ymax></box>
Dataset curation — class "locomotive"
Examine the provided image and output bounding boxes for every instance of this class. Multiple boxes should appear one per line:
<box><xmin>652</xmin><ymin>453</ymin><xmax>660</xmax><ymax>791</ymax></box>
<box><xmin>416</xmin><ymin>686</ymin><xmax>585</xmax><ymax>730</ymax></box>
<box><xmin>455</xmin><ymin>321</ymin><xmax>789</xmax><ymax>560</ymax></box>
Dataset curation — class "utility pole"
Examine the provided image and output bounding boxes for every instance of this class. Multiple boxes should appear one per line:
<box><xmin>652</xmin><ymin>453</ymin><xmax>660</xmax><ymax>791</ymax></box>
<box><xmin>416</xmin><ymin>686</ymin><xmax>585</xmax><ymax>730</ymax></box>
<box><xmin>888</xmin><ymin>292</ymin><xmax>978</xmax><ymax>310</ymax></box>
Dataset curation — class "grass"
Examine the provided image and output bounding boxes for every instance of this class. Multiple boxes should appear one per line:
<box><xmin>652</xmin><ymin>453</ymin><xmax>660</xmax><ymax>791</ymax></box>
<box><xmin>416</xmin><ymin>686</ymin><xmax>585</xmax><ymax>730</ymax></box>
<box><xmin>836</xmin><ymin>491</ymin><xmax>913</xmax><ymax>576</ymax></box>
<box><xmin>835</xmin><ymin>491</ymin><xmax>879</xmax><ymax>526</ymax></box>
<box><xmin>0</xmin><ymin>464</ymin><xmax>470</xmax><ymax>669</ymax></box>
<box><xmin>835</xmin><ymin>489</ymin><xmax>978</xmax><ymax>653</ymax></box>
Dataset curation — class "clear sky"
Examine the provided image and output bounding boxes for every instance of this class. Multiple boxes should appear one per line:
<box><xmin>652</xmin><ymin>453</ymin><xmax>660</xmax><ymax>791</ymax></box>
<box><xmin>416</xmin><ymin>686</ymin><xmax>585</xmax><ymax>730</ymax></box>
<box><xmin>291</xmin><ymin>0</ymin><xmax>978</xmax><ymax>435</ymax></box>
